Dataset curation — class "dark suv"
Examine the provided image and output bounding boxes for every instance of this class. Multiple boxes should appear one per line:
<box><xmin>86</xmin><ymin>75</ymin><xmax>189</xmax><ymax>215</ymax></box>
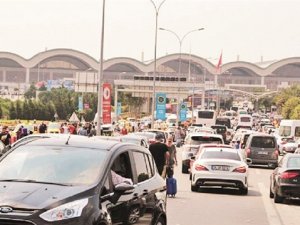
<box><xmin>0</xmin><ymin>136</ymin><xmax>167</xmax><ymax>225</ymax></box>
<box><xmin>244</xmin><ymin>133</ymin><xmax>278</xmax><ymax>168</ymax></box>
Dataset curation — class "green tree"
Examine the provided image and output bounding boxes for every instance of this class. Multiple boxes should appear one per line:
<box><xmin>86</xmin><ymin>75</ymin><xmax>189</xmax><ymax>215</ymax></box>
<box><xmin>291</xmin><ymin>105</ymin><xmax>300</xmax><ymax>119</ymax></box>
<box><xmin>0</xmin><ymin>106</ymin><xmax>2</xmax><ymax>119</ymax></box>
<box><xmin>274</xmin><ymin>85</ymin><xmax>300</xmax><ymax>113</ymax></box>
<box><xmin>24</xmin><ymin>83</ymin><xmax>37</xmax><ymax>99</ymax></box>
<box><xmin>15</xmin><ymin>100</ymin><xmax>23</xmax><ymax>119</ymax></box>
<box><xmin>23</xmin><ymin>100</ymin><xmax>31</xmax><ymax>120</ymax></box>
<box><xmin>281</xmin><ymin>97</ymin><xmax>300</xmax><ymax>119</ymax></box>
<box><xmin>9</xmin><ymin>102</ymin><xmax>17</xmax><ymax>119</ymax></box>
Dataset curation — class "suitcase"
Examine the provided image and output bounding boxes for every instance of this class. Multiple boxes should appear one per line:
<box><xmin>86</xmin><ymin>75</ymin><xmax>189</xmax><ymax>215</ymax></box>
<box><xmin>166</xmin><ymin>177</ymin><xmax>177</xmax><ymax>197</ymax></box>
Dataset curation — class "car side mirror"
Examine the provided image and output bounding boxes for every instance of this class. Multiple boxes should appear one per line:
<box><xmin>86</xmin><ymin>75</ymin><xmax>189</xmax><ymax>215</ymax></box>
<box><xmin>114</xmin><ymin>182</ymin><xmax>135</xmax><ymax>194</ymax></box>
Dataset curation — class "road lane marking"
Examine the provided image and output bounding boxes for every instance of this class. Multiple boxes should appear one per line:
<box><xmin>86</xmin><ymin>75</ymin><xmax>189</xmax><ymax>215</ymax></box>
<box><xmin>258</xmin><ymin>182</ymin><xmax>284</xmax><ymax>225</ymax></box>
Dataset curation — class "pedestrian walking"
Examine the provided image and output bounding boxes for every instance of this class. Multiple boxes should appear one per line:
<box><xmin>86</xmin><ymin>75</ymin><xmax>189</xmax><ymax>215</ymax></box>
<box><xmin>39</xmin><ymin>122</ymin><xmax>47</xmax><ymax>133</ymax></box>
<box><xmin>149</xmin><ymin>133</ymin><xmax>170</xmax><ymax>177</ymax></box>
<box><xmin>0</xmin><ymin>126</ymin><xmax>11</xmax><ymax>146</ymax></box>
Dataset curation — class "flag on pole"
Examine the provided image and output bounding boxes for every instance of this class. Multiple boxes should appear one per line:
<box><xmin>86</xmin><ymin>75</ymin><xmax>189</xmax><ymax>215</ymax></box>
<box><xmin>216</xmin><ymin>51</ymin><xmax>222</xmax><ymax>73</ymax></box>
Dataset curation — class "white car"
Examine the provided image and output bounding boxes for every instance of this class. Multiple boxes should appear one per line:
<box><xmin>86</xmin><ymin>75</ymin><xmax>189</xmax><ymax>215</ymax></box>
<box><xmin>190</xmin><ymin>147</ymin><xmax>249</xmax><ymax>195</ymax></box>
<box><xmin>181</xmin><ymin>133</ymin><xmax>224</xmax><ymax>173</ymax></box>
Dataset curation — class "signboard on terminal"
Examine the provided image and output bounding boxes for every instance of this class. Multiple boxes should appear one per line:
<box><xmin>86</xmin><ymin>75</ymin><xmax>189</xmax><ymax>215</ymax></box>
<box><xmin>156</xmin><ymin>93</ymin><xmax>166</xmax><ymax>120</ymax></box>
<box><xmin>179</xmin><ymin>102</ymin><xmax>187</xmax><ymax>122</ymax></box>
<box><xmin>102</xmin><ymin>83</ymin><xmax>112</xmax><ymax>124</ymax></box>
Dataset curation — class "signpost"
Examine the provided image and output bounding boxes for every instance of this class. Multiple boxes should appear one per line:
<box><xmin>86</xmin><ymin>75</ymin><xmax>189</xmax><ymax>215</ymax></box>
<box><xmin>156</xmin><ymin>93</ymin><xmax>166</xmax><ymax>120</ymax></box>
<box><xmin>102</xmin><ymin>83</ymin><xmax>112</xmax><ymax>124</ymax></box>
<box><xmin>78</xmin><ymin>96</ymin><xmax>83</xmax><ymax>111</ymax></box>
<box><xmin>179</xmin><ymin>102</ymin><xmax>187</xmax><ymax>122</ymax></box>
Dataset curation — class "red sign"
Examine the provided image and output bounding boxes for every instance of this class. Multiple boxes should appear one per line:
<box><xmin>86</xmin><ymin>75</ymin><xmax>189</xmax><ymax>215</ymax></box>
<box><xmin>102</xmin><ymin>83</ymin><xmax>111</xmax><ymax>124</ymax></box>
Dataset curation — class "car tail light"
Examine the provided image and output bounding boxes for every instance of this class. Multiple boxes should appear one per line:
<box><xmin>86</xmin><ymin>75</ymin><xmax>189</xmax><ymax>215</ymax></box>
<box><xmin>195</xmin><ymin>164</ymin><xmax>208</xmax><ymax>171</ymax></box>
<box><xmin>280</xmin><ymin>171</ymin><xmax>300</xmax><ymax>179</ymax></box>
<box><xmin>246</xmin><ymin>148</ymin><xmax>251</xmax><ymax>157</ymax></box>
<box><xmin>233</xmin><ymin>166</ymin><xmax>247</xmax><ymax>173</ymax></box>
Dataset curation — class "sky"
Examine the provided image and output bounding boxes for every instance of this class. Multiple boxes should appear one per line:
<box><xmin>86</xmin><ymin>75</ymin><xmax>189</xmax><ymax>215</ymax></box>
<box><xmin>1</xmin><ymin>0</ymin><xmax>300</xmax><ymax>64</ymax></box>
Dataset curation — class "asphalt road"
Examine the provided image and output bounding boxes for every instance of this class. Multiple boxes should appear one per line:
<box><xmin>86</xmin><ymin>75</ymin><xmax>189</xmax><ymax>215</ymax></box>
<box><xmin>166</xmin><ymin>148</ymin><xmax>300</xmax><ymax>225</ymax></box>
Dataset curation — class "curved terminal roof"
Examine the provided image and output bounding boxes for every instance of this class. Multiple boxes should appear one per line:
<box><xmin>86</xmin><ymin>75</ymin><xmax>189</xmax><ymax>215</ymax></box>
<box><xmin>1</xmin><ymin>49</ymin><xmax>300</xmax><ymax>77</ymax></box>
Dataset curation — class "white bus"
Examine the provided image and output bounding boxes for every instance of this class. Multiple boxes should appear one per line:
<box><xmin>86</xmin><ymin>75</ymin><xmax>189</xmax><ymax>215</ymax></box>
<box><xmin>196</xmin><ymin>110</ymin><xmax>217</xmax><ymax>127</ymax></box>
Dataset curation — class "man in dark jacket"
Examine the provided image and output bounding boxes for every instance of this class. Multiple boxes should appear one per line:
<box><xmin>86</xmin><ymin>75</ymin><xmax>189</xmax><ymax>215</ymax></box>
<box><xmin>149</xmin><ymin>133</ymin><xmax>170</xmax><ymax>176</ymax></box>
<box><xmin>0</xmin><ymin>126</ymin><xmax>11</xmax><ymax>146</ymax></box>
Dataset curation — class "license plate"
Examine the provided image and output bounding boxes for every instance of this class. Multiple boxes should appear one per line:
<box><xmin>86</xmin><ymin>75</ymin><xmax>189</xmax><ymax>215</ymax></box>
<box><xmin>258</xmin><ymin>151</ymin><xmax>268</xmax><ymax>155</ymax></box>
<box><xmin>211</xmin><ymin>165</ymin><xmax>230</xmax><ymax>171</ymax></box>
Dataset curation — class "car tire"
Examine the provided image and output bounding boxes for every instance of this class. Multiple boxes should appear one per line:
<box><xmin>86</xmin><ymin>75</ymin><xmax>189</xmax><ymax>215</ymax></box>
<box><xmin>274</xmin><ymin>189</ymin><xmax>284</xmax><ymax>203</ymax></box>
<box><xmin>191</xmin><ymin>184</ymin><xmax>198</xmax><ymax>192</ymax></box>
<box><xmin>240</xmin><ymin>186</ymin><xmax>248</xmax><ymax>195</ymax></box>
<box><xmin>269</xmin><ymin>187</ymin><xmax>274</xmax><ymax>198</ymax></box>
<box><xmin>155</xmin><ymin>216</ymin><xmax>166</xmax><ymax>225</ymax></box>
<box><xmin>181</xmin><ymin>164</ymin><xmax>189</xmax><ymax>174</ymax></box>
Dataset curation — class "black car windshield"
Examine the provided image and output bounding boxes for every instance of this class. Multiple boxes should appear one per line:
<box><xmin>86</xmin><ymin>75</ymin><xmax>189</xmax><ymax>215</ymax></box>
<box><xmin>0</xmin><ymin>145</ymin><xmax>108</xmax><ymax>186</ymax></box>
<box><xmin>191</xmin><ymin>136</ymin><xmax>222</xmax><ymax>145</ymax></box>
<box><xmin>201</xmin><ymin>150</ymin><xmax>241</xmax><ymax>161</ymax></box>
<box><xmin>251</xmin><ymin>137</ymin><xmax>275</xmax><ymax>148</ymax></box>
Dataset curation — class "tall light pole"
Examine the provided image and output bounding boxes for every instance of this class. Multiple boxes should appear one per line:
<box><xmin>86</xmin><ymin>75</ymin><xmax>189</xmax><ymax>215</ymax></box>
<box><xmin>96</xmin><ymin>0</ymin><xmax>106</xmax><ymax>135</ymax></box>
<box><xmin>159</xmin><ymin>27</ymin><xmax>204</xmax><ymax>125</ymax></box>
<box><xmin>149</xmin><ymin>0</ymin><xmax>167</xmax><ymax>129</ymax></box>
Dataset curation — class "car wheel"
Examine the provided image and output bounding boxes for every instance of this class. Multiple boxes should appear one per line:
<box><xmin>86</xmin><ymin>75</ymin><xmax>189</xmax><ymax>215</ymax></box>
<box><xmin>181</xmin><ymin>164</ymin><xmax>189</xmax><ymax>174</ymax></box>
<box><xmin>274</xmin><ymin>189</ymin><xmax>284</xmax><ymax>203</ymax></box>
<box><xmin>155</xmin><ymin>216</ymin><xmax>166</xmax><ymax>225</ymax></box>
<box><xmin>240</xmin><ymin>186</ymin><xmax>248</xmax><ymax>195</ymax></box>
<box><xmin>191</xmin><ymin>184</ymin><xmax>198</xmax><ymax>192</ymax></box>
<box><xmin>269</xmin><ymin>187</ymin><xmax>274</xmax><ymax>198</ymax></box>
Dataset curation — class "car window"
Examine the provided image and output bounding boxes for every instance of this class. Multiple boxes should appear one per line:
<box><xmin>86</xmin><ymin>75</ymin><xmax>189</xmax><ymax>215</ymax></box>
<box><xmin>295</xmin><ymin>127</ymin><xmax>300</xmax><ymax>137</ymax></box>
<box><xmin>132</xmin><ymin>151</ymin><xmax>153</xmax><ymax>183</ymax></box>
<box><xmin>287</xmin><ymin>157</ymin><xmax>300</xmax><ymax>168</ymax></box>
<box><xmin>111</xmin><ymin>152</ymin><xmax>133</xmax><ymax>180</ymax></box>
<box><xmin>191</xmin><ymin>136</ymin><xmax>222</xmax><ymax>145</ymax></box>
<box><xmin>201</xmin><ymin>150</ymin><xmax>241</xmax><ymax>161</ymax></box>
<box><xmin>279</xmin><ymin>126</ymin><xmax>291</xmax><ymax>136</ymax></box>
<box><xmin>251</xmin><ymin>137</ymin><xmax>275</xmax><ymax>148</ymax></box>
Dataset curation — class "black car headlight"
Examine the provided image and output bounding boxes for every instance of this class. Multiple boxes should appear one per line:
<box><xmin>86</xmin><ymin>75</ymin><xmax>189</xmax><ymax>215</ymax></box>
<box><xmin>39</xmin><ymin>198</ymin><xmax>88</xmax><ymax>222</ymax></box>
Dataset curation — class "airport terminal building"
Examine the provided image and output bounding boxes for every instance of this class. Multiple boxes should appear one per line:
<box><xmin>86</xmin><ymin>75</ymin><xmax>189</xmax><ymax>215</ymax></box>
<box><xmin>0</xmin><ymin>48</ymin><xmax>300</xmax><ymax>100</ymax></box>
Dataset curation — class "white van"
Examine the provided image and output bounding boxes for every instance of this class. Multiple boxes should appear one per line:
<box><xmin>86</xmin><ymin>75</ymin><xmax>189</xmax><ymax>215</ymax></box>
<box><xmin>236</xmin><ymin>114</ymin><xmax>253</xmax><ymax>130</ymax></box>
<box><xmin>279</xmin><ymin>120</ymin><xmax>300</xmax><ymax>139</ymax></box>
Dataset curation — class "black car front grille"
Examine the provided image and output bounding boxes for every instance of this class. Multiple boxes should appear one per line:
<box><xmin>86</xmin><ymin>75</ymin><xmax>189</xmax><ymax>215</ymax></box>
<box><xmin>0</xmin><ymin>219</ymin><xmax>35</xmax><ymax>225</ymax></box>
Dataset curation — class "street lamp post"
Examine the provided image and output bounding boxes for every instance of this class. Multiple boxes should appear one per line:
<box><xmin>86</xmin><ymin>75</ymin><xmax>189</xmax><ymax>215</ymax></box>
<box><xmin>96</xmin><ymin>0</ymin><xmax>106</xmax><ymax>135</ymax></box>
<box><xmin>149</xmin><ymin>0</ymin><xmax>167</xmax><ymax>129</ymax></box>
<box><xmin>159</xmin><ymin>27</ymin><xmax>204</xmax><ymax>125</ymax></box>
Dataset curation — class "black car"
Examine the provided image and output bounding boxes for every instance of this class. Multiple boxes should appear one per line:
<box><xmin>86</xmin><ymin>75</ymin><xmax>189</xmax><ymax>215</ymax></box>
<box><xmin>0</xmin><ymin>136</ymin><xmax>167</xmax><ymax>225</ymax></box>
<box><xmin>270</xmin><ymin>153</ymin><xmax>300</xmax><ymax>203</ymax></box>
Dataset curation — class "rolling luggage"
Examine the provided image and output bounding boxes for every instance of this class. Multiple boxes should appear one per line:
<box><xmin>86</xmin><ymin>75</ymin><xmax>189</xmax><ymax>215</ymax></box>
<box><xmin>166</xmin><ymin>177</ymin><xmax>177</xmax><ymax>197</ymax></box>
